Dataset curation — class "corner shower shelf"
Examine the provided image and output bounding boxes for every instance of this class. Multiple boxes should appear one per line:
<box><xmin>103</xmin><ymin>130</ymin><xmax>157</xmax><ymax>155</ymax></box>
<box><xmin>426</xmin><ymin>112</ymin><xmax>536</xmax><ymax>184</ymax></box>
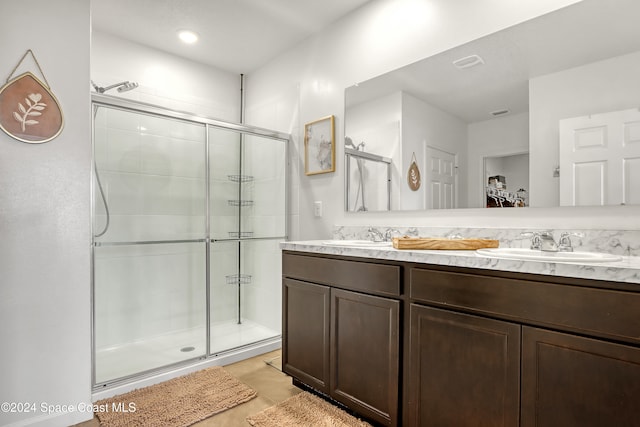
<box><xmin>228</xmin><ymin>231</ymin><xmax>254</xmax><ymax>238</ymax></box>
<box><xmin>226</xmin><ymin>274</ymin><xmax>252</xmax><ymax>285</ymax></box>
<box><xmin>227</xmin><ymin>174</ymin><xmax>254</xmax><ymax>183</ymax></box>
<box><xmin>227</xmin><ymin>199</ymin><xmax>254</xmax><ymax>207</ymax></box>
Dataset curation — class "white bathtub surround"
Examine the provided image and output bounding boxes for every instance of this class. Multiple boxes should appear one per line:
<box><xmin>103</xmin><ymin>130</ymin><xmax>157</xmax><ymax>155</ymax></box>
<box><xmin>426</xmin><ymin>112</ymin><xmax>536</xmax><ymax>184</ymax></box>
<box><xmin>333</xmin><ymin>226</ymin><xmax>640</xmax><ymax>257</ymax></box>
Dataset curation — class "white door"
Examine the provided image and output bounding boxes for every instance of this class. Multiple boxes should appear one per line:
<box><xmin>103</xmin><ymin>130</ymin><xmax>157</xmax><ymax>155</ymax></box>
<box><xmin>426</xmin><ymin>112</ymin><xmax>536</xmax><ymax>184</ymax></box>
<box><xmin>425</xmin><ymin>146</ymin><xmax>456</xmax><ymax>209</ymax></box>
<box><xmin>559</xmin><ymin>108</ymin><xmax>640</xmax><ymax>206</ymax></box>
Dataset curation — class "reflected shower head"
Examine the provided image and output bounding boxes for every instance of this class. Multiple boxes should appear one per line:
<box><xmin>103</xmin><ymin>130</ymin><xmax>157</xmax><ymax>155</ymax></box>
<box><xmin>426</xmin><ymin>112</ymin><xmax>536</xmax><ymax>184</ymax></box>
<box><xmin>345</xmin><ymin>137</ymin><xmax>365</xmax><ymax>151</ymax></box>
<box><xmin>91</xmin><ymin>80</ymin><xmax>139</xmax><ymax>93</ymax></box>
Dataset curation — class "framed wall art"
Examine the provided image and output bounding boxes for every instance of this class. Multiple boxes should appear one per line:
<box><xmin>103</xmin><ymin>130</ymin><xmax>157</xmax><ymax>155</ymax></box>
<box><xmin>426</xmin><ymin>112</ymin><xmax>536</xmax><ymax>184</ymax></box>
<box><xmin>304</xmin><ymin>115</ymin><xmax>335</xmax><ymax>175</ymax></box>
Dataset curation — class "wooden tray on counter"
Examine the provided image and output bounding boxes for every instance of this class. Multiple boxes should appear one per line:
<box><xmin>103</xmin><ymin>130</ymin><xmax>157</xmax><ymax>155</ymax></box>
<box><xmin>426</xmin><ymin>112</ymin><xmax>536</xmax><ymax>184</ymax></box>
<box><xmin>392</xmin><ymin>237</ymin><xmax>499</xmax><ymax>250</ymax></box>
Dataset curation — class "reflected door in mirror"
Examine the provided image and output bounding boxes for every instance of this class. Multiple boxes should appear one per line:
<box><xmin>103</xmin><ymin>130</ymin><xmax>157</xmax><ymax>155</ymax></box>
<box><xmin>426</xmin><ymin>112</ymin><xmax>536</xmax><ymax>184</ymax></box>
<box><xmin>426</xmin><ymin>146</ymin><xmax>456</xmax><ymax>209</ymax></box>
<box><xmin>560</xmin><ymin>108</ymin><xmax>640</xmax><ymax>206</ymax></box>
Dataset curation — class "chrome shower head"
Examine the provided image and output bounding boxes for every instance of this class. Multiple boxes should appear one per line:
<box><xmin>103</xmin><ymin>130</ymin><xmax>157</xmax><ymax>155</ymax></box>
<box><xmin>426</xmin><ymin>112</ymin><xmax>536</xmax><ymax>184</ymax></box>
<box><xmin>117</xmin><ymin>82</ymin><xmax>139</xmax><ymax>92</ymax></box>
<box><xmin>91</xmin><ymin>80</ymin><xmax>138</xmax><ymax>93</ymax></box>
<box><xmin>345</xmin><ymin>137</ymin><xmax>365</xmax><ymax>151</ymax></box>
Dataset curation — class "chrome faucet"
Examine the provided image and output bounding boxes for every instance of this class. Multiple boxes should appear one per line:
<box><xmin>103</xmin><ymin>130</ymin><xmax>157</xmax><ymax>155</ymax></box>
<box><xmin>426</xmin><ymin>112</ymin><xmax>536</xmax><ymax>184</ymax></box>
<box><xmin>521</xmin><ymin>231</ymin><xmax>558</xmax><ymax>252</ymax></box>
<box><xmin>558</xmin><ymin>232</ymin><xmax>584</xmax><ymax>252</ymax></box>
<box><xmin>537</xmin><ymin>231</ymin><xmax>559</xmax><ymax>252</ymax></box>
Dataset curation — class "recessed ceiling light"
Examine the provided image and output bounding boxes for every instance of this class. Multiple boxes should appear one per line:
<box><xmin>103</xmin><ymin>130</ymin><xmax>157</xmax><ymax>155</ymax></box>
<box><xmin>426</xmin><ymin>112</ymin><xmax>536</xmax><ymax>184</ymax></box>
<box><xmin>177</xmin><ymin>30</ymin><xmax>199</xmax><ymax>44</ymax></box>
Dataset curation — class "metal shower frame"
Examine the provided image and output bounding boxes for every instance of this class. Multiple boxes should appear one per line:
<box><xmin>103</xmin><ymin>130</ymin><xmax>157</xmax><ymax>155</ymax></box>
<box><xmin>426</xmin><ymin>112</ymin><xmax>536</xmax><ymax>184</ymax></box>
<box><xmin>344</xmin><ymin>147</ymin><xmax>392</xmax><ymax>211</ymax></box>
<box><xmin>90</xmin><ymin>93</ymin><xmax>290</xmax><ymax>390</ymax></box>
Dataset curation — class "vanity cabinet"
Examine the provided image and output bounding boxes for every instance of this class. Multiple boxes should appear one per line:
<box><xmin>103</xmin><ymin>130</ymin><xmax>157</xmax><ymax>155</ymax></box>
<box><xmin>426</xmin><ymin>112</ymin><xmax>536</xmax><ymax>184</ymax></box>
<box><xmin>282</xmin><ymin>278</ymin><xmax>330</xmax><ymax>393</ymax></box>
<box><xmin>409</xmin><ymin>266</ymin><xmax>640</xmax><ymax>427</ymax></box>
<box><xmin>521</xmin><ymin>327</ymin><xmax>640</xmax><ymax>427</ymax></box>
<box><xmin>409</xmin><ymin>304</ymin><xmax>521</xmax><ymax>426</ymax></box>
<box><xmin>283</xmin><ymin>250</ymin><xmax>640</xmax><ymax>426</ymax></box>
<box><xmin>282</xmin><ymin>252</ymin><xmax>401</xmax><ymax>426</ymax></box>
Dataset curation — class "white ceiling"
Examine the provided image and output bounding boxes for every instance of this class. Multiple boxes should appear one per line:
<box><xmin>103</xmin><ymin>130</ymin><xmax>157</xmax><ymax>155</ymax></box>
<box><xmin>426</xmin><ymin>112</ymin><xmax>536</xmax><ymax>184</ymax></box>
<box><xmin>91</xmin><ymin>0</ymin><xmax>372</xmax><ymax>74</ymax></box>
<box><xmin>346</xmin><ymin>0</ymin><xmax>640</xmax><ymax>123</ymax></box>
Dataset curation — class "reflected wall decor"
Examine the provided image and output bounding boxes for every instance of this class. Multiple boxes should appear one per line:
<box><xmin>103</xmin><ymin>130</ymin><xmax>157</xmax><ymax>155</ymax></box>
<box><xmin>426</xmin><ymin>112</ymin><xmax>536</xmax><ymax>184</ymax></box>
<box><xmin>304</xmin><ymin>115</ymin><xmax>335</xmax><ymax>175</ymax></box>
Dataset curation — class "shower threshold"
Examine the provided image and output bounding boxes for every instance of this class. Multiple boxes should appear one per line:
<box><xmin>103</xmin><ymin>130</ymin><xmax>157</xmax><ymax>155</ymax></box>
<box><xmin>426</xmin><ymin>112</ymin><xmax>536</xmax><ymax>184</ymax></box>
<box><xmin>94</xmin><ymin>320</ymin><xmax>279</xmax><ymax>386</ymax></box>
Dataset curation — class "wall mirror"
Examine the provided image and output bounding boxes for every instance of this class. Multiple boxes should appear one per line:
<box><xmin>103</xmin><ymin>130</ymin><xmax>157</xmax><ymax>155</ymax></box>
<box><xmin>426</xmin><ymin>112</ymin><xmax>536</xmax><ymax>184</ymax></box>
<box><xmin>344</xmin><ymin>0</ymin><xmax>640</xmax><ymax>212</ymax></box>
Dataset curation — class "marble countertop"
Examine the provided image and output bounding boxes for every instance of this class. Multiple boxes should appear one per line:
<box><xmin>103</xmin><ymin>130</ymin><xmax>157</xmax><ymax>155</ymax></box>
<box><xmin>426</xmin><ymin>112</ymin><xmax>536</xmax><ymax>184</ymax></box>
<box><xmin>281</xmin><ymin>240</ymin><xmax>640</xmax><ymax>285</ymax></box>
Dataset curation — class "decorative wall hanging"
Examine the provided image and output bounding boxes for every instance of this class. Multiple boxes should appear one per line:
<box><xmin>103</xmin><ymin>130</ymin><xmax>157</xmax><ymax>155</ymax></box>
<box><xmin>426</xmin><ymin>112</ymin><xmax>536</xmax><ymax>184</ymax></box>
<box><xmin>407</xmin><ymin>152</ymin><xmax>421</xmax><ymax>191</ymax></box>
<box><xmin>304</xmin><ymin>115</ymin><xmax>335</xmax><ymax>175</ymax></box>
<box><xmin>0</xmin><ymin>49</ymin><xmax>64</xmax><ymax>143</ymax></box>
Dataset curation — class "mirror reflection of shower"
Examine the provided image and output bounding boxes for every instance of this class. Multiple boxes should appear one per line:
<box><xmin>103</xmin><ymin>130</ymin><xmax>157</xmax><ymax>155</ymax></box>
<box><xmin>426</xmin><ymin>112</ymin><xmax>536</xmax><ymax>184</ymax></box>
<box><xmin>345</xmin><ymin>137</ymin><xmax>392</xmax><ymax>212</ymax></box>
<box><xmin>92</xmin><ymin>80</ymin><xmax>139</xmax><ymax>238</ymax></box>
<box><xmin>345</xmin><ymin>137</ymin><xmax>367</xmax><ymax>211</ymax></box>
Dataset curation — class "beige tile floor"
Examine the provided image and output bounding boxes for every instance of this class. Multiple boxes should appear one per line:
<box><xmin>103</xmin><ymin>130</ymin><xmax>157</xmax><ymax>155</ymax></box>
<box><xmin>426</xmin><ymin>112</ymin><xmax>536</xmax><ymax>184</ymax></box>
<box><xmin>74</xmin><ymin>349</ymin><xmax>301</xmax><ymax>427</ymax></box>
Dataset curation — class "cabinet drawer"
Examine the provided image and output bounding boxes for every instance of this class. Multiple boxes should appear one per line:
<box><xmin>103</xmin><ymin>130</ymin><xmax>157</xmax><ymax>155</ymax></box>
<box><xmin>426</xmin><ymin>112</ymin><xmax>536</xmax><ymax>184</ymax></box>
<box><xmin>410</xmin><ymin>268</ymin><xmax>640</xmax><ymax>345</ymax></box>
<box><xmin>283</xmin><ymin>252</ymin><xmax>401</xmax><ymax>297</ymax></box>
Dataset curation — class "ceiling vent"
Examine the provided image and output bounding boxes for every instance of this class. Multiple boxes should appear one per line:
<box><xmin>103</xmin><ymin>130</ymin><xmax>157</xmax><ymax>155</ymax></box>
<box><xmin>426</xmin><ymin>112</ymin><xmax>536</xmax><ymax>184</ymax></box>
<box><xmin>491</xmin><ymin>109</ymin><xmax>510</xmax><ymax>117</ymax></box>
<box><xmin>452</xmin><ymin>54</ymin><xmax>484</xmax><ymax>69</ymax></box>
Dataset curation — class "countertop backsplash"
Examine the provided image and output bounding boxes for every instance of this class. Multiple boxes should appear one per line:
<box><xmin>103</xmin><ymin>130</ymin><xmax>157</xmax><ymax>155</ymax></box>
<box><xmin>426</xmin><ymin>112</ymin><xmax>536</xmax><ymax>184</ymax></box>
<box><xmin>332</xmin><ymin>226</ymin><xmax>640</xmax><ymax>257</ymax></box>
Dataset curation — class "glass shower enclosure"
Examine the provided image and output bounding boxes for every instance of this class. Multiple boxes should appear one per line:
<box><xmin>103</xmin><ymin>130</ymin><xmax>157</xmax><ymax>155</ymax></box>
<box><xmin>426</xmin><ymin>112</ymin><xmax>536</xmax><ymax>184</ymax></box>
<box><xmin>91</xmin><ymin>94</ymin><xmax>288</xmax><ymax>387</ymax></box>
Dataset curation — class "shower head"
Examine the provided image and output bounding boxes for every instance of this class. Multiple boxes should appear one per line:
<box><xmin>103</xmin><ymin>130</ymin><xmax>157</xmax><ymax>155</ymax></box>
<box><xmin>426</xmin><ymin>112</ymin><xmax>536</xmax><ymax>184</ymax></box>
<box><xmin>117</xmin><ymin>82</ymin><xmax>139</xmax><ymax>92</ymax></box>
<box><xmin>91</xmin><ymin>80</ymin><xmax>139</xmax><ymax>93</ymax></box>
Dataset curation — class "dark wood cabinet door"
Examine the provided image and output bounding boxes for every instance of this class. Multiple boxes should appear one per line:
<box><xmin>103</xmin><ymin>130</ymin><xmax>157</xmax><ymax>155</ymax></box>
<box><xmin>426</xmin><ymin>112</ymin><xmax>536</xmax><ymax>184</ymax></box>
<box><xmin>409</xmin><ymin>304</ymin><xmax>521</xmax><ymax>427</ymax></box>
<box><xmin>522</xmin><ymin>327</ymin><xmax>640</xmax><ymax>427</ymax></box>
<box><xmin>282</xmin><ymin>278</ymin><xmax>330</xmax><ymax>393</ymax></box>
<box><xmin>330</xmin><ymin>288</ymin><xmax>400</xmax><ymax>426</ymax></box>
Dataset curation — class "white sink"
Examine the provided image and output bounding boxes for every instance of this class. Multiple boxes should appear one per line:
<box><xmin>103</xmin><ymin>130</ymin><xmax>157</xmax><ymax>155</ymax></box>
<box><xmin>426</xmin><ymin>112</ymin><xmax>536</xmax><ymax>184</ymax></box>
<box><xmin>322</xmin><ymin>240</ymin><xmax>392</xmax><ymax>248</ymax></box>
<box><xmin>476</xmin><ymin>247</ymin><xmax>622</xmax><ymax>263</ymax></box>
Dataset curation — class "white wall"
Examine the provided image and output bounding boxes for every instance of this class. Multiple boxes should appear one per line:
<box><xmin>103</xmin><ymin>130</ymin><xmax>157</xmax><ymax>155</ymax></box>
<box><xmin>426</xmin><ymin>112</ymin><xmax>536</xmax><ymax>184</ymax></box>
<box><xmin>91</xmin><ymin>32</ymin><xmax>241</xmax><ymax>121</ymax></box>
<box><xmin>245</xmin><ymin>0</ymin><xmax>640</xmax><ymax>238</ymax></box>
<box><xmin>530</xmin><ymin>49</ymin><xmax>640</xmax><ymax>207</ymax></box>
<box><xmin>0</xmin><ymin>1</ymin><xmax>92</xmax><ymax>426</ymax></box>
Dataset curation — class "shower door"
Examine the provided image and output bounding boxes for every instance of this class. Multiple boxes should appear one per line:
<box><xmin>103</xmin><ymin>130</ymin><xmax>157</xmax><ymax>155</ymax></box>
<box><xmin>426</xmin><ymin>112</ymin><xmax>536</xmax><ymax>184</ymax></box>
<box><xmin>208</xmin><ymin>128</ymin><xmax>287</xmax><ymax>354</ymax></box>
<box><xmin>93</xmin><ymin>104</ymin><xmax>208</xmax><ymax>385</ymax></box>
<box><xmin>92</xmin><ymin>96</ymin><xmax>288</xmax><ymax>387</ymax></box>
